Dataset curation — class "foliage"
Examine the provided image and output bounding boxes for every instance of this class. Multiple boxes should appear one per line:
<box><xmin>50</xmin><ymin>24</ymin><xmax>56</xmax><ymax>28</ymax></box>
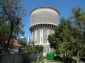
<box><xmin>70</xmin><ymin>6</ymin><xmax>85</xmax><ymax>58</ymax></box>
<box><xmin>0</xmin><ymin>0</ymin><xmax>25</xmax><ymax>52</ymax></box>
<box><xmin>30</xmin><ymin>58</ymin><xmax>44</xmax><ymax>63</ymax></box>
<box><xmin>48</xmin><ymin>18</ymin><xmax>74</xmax><ymax>57</ymax></box>
<box><xmin>17</xmin><ymin>38</ymin><xmax>27</xmax><ymax>46</ymax></box>
<box><xmin>18</xmin><ymin>40</ymin><xmax>43</xmax><ymax>54</ymax></box>
<box><xmin>48</xmin><ymin>6</ymin><xmax>85</xmax><ymax>59</ymax></box>
<box><xmin>63</xmin><ymin>56</ymin><xmax>76</xmax><ymax>63</ymax></box>
<box><xmin>80</xmin><ymin>57</ymin><xmax>85</xmax><ymax>62</ymax></box>
<box><xmin>30</xmin><ymin>41</ymin><xmax>36</xmax><ymax>46</ymax></box>
<box><xmin>19</xmin><ymin>45</ymin><xmax>43</xmax><ymax>54</ymax></box>
<box><xmin>34</xmin><ymin>45</ymin><xmax>43</xmax><ymax>52</ymax></box>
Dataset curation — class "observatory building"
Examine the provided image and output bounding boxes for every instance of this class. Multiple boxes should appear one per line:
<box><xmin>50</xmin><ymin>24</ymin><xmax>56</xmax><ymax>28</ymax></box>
<box><xmin>30</xmin><ymin>7</ymin><xmax>60</xmax><ymax>56</ymax></box>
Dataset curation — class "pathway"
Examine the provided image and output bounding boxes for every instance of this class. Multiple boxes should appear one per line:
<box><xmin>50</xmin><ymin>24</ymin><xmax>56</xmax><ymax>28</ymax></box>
<box><xmin>43</xmin><ymin>59</ymin><xmax>63</xmax><ymax>63</ymax></box>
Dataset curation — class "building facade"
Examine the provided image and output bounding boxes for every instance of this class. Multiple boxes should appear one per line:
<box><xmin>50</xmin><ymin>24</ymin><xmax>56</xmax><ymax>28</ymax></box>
<box><xmin>30</xmin><ymin>7</ymin><xmax>60</xmax><ymax>56</ymax></box>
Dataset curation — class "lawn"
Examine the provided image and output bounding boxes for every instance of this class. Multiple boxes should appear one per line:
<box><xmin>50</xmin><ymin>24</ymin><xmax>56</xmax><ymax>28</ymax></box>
<box><xmin>30</xmin><ymin>57</ymin><xmax>63</xmax><ymax>63</ymax></box>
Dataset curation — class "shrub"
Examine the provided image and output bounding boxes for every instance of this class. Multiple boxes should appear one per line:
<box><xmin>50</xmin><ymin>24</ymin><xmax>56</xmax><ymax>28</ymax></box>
<box><xmin>18</xmin><ymin>45</ymin><xmax>43</xmax><ymax>54</ymax></box>
<box><xmin>35</xmin><ymin>45</ymin><xmax>43</xmax><ymax>53</ymax></box>
<box><xmin>80</xmin><ymin>57</ymin><xmax>85</xmax><ymax>62</ymax></box>
<box><xmin>63</xmin><ymin>56</ymin><xmax>76</xmax><ymax>63</ymax></box>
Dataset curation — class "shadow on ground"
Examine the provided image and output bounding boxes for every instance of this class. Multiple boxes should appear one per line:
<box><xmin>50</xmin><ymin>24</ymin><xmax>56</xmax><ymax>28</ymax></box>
<box><xmin>54</xmin><ymin>56</ymin><xmax>63</xmax><ymax>62</ymax></box>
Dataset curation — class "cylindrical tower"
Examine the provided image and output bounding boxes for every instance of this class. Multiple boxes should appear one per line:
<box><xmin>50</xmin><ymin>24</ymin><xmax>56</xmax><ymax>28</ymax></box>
<box><xmin>30</xmin><ymin>7</ymin><xmax>60</xmax><ymax>56</ymax></box>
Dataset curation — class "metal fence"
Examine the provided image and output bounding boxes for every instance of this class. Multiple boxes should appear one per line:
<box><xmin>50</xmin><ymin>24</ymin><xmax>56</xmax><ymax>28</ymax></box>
<box><xmin>0</xmin><ymin>52</ymin><xmax>43</xmax><ymax>63</ymax></box>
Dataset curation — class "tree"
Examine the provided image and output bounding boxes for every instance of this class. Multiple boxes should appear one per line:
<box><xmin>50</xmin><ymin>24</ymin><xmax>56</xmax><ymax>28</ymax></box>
<box><xmin>17</xmin><ymin>38</ymin><xmax>27</xmax><ymax>46</ymax></box>
<box><xmin>70</xmin><ymin>6</ymin><xmax>85</xmax><ymax>63</ymax></box>
<box><xmin>35</xmin><ymin>45</ymin><xmax>43</xmax><ymax>53</ymax></box>
<box><xmin>48</xmin><ymin>18</ymin><xmax>74</xmax><ymax>56</ymax></box>
<box><xmin>48</xmin><ymin>6</ymin><xmax>85</xmax><ymax>63</ymax></box>
<box><xmin>0</xmin><ymin>0</ymin><xmax>25</xmax><ymax>52</ymax></box>
<box><xmin>30</xmin><ymin>41</ymin><xmax>36</xmax><ymax>46</ymax></box>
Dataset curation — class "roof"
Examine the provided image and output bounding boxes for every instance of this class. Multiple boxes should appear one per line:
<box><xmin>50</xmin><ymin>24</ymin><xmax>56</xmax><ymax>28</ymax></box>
<box><xmin>13</xmin><ymin>40</ymin><xmax>21</xmax><ymax>47</ymax></box>
<box><xmin>6</xmin><ymin>39</ymin><xmax>21</xmax><ymax>47</ymax></box>
<box><xmin>30</xmin><ymin>6</ymin><xmax>60</xmax><ymax>16</ymax></box>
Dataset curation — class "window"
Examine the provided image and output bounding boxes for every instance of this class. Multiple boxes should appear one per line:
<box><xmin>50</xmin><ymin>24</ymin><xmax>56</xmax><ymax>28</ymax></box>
<box><xmin>35</xmin><ymin>30</ymin><xmax>37</xmax><ymax>41</ymax></box>
<box><xmin>41</xmin><ymin>29</ymin><xmax>43</xmax><ymax>33</ymax></box>
<box><xmin>40</xmin><ymin>29</ymin><xmax>43</xmax><ymax>44</ymax></box>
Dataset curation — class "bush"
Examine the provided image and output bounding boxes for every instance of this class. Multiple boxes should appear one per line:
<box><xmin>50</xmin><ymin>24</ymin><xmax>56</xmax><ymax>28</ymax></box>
<box><xmin>18</xmin><ymin>45</ymin><xmax>43</xmax><ymax>54</ymax></box>
<box><xmin>63</xmin><ymin>57</ymin><xmax>72</xmax><ymax>63</ymax></box>
<box><xmin>63</xmin><ymin>56</ymin><xmax>76</xmax><ymax>63</ymax></box>
<box><xmin>34</xmin><ymin>45</ymin><xmax>43</xmax><ymax>53</ymax></box>
<box><xmin>80</xmin><ymin>57</ymin><xmax>85</xmax><ymax>62</ymax></box>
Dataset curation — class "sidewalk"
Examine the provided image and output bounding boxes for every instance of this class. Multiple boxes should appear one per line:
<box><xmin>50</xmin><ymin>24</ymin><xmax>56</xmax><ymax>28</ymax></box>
<box><xmin>43</xmin><ymin>59</ymin><xmax>63</xmax><ymax>63</ymax></box>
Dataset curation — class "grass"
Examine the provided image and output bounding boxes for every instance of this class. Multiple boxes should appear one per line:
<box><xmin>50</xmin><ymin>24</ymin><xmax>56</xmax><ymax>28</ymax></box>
<box><xmin>30</xmin><ymin>56</ymin><xmax>63</xmax><ymax>63</ymax></box>
<box><xmin>30</xmin><ymin>57</ymin><xmax>44</xmax><ymax>63</ymax></box>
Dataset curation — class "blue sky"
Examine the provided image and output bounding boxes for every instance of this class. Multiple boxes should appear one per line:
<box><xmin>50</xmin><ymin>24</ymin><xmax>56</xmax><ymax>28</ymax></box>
<box><xmin>22</xmin><ymin>0</ymin><xmax>85</xmax><ymax>38</ymax></box>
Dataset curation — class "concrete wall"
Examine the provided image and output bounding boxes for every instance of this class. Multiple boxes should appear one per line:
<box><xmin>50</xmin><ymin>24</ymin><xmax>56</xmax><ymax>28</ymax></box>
<box><xmin>30</xmin><ymin>7</ymin><xmax>60</xmax><ymax>55</ymax></box>
<box><xmin>30</xmin><ymin>7</ymin><xmax>59</xmax><ymax>27</ymax></box>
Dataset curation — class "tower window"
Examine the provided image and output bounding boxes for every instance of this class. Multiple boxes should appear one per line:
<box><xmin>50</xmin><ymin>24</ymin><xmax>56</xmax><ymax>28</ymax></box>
<box><xmin>41</xmin><ymin>37</ymin><xmax>42</xmax><ymax>42</ymax></box>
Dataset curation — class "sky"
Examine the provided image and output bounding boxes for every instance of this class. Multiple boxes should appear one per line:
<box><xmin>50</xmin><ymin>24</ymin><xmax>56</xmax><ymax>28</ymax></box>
<box><xmin>22</xmin><ymin>0</ymin><xmax>85</xmax><ymax>38</ymax></box>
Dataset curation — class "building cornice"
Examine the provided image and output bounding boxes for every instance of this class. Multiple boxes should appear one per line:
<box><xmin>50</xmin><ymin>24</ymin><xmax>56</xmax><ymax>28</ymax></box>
<box><xmin>30</xmin><ymin>6</ymin><xmax>60</xmax><ymax>16</ymax></box>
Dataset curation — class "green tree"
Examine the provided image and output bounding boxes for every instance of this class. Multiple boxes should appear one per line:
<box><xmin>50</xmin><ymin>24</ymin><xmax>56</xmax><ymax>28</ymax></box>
<box><xmin>70</xmin><ymin>6</ymin><xmax>85</xmax><ymax>62</ymax></box>
<box><xmin>35</xmin><ymin>45</ymin><xmax>43</xmax><ymax>53</ymax></box>
<box><xmin>17</xmin><ymin>38</ymin><xmax>26</xmax><ymax>46</ymax></box>
<box><xmin>48</xmin><ymin>18</ymin><xmax>74</xmax><ymax>56</ymax></box>
<box><xmin>48</xmin><ymin>6</ymin><xmax>85</xmax><ymax>63</ymax></box>
<box><xmin>0</xmin><ymin>0</ymin><xmax>25</xmax><ymax>52</ymax></box>
<box><xmin>30</xmin><ymin>41</ymin><xmax>36</xmax><ymax>46</ymax></box>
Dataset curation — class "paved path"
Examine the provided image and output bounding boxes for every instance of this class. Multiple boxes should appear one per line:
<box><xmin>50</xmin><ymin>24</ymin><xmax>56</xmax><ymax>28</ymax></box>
<box><xmin>43</xmin><ymin>59</ymin><xmax>63</xmax><ymax>63</ymax></box>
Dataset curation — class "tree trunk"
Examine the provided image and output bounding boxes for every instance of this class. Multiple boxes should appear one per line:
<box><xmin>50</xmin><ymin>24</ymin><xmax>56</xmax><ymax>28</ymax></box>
<box><xmin>6</xmin><ymin>29</ymin><xmax>13</xmax><ymax>53</ymax></box>
<box><xmin>77</xmin><ymin>49</ymin><xmax>79</xmax><ymax>63</ymax></box>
